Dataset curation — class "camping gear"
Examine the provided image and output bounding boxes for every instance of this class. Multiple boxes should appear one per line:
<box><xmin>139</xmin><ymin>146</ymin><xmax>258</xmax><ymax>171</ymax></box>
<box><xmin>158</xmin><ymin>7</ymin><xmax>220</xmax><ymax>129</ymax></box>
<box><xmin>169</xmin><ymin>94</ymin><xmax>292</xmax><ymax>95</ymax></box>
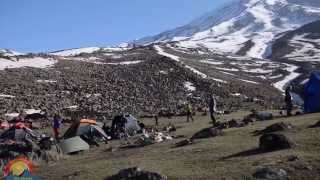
<box><xmin>111</xmin><ymin>114</ymin><xmax>141</xmax><ymax>138</ymax></box>
<box><xmin>0</xmin><ymin>121</ymin><xmax>10</xmax><ymax>130</ymax></box>
<box><xmin>24</xmin><ymin>113</ymin><xmax>46</xmax><ymax>121</ymax></box>
<box><xmin>0</xmin><ymin>124</ymin><xmax>40</xmax><ymax>143</ymax></box>
<box><xmin>58</xmin><ymin>136</ymin><xmax>90</xmax><ymax>154</ymax></box>
<box><xmin>63</xmin><ymin>119</ymin><xmax>109</xmax><ymax>144</ymax></box>
<box><xmin>304</xmin><ymin>71</ymin><xmax>320</xmax><ymax>113</ymax></box>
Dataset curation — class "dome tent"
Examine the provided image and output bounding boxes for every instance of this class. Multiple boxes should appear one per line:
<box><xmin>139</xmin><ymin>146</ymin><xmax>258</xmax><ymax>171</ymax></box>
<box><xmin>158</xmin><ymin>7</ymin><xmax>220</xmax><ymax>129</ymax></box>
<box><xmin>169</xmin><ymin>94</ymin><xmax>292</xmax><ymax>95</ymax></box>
<box><xmin>304</xmin><ymin>71</ymin><xmax>320</xmax><ymax>113</ymax></box>
<box><xmin>63</xmin><ymin>119</ymin><xmax>109</xmax><ymax>144</ymax></box>
<box><xmin>111</xmin><ymin>114</ymin><xmax>141</xmax><ymax>138</ymax></box>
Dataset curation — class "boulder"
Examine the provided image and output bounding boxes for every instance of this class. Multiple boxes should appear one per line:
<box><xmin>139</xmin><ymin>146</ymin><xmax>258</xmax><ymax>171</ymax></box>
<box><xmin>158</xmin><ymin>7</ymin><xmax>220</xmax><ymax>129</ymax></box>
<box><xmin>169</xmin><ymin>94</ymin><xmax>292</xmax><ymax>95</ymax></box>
<box><xmin>242</xmin><ymin>116</ymin><xmax>255</xmax><ymax>125</ymax></box>
<box><xmin>259</xmin><ymin>133</ymin><xmax>294</xmax><ymax>151</ymax></box>
<box><xmin>191</xmin><ymin>127</ymin><xmax>222</xmax><ymax>140</ymax></box>
<box><xmin>253</xmin><ymin>167</ymin><xmax>288</xmax><ymax>180</ymax></box>
<box><xmin>106</xmin><ymin>167</ymin><xmax>167</xmax><ymax>180</ymax></box>
<box><xmin>253</xmin><ymin>122</ymin><xmax>293</xmax><ymax>135</ymax></box>
<box><xmin>227</xmin><ymin>119</ymin><xmax>239</xmax><ymax>128</ymax></box>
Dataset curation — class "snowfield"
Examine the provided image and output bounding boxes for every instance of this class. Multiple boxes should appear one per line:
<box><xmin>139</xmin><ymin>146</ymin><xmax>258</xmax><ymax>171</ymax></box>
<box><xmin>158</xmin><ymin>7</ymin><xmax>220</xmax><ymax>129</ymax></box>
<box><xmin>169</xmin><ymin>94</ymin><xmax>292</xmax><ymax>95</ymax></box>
<box><xmin>272</xmin><ymin>63</ymin><xmax>300</xmax><ymax>92</ymax></box>
<box><xmin>154</xmin><ymin>45</ymin><xmax>208</xmax><ymax>78</ymax></box>
<box><xmin>106</xmin><ymin>61</ymin><xmax>143</xmax><ymax>65</ymax></box>
<box><xmin>0</xmin><ymin>94</ymin><xmax>15</xmax><ymax>98</ymax></box>
<box><xmin>154</xmin><ymin>45</ymin><xmax>180</xmax><ymax>62</ymax></box>
<box><xmin>284</xmin><ymin>34</ymin><xmax>320</xmax><ymax>62</ymax></box>
<box><xmin>0</xmin><ymin>57</ymin><xmax>57</xmax><ymax>70</ymax></box>
<box><xmin>184</xmin><ymin>82</ymin><xmax>196</xmax><ymax>91</ymax></box>
<box><xmin>50</xmin><ymin>47</ymin><xmax>101</xmax><ymax>56</ymax></box>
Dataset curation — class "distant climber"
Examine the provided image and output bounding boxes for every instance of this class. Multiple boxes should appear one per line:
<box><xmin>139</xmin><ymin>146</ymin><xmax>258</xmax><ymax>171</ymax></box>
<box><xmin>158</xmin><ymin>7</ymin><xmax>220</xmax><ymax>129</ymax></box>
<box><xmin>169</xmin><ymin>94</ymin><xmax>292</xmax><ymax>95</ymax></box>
<box><xmin>186</xmin><ymin>102</ymin><xmax>194</xmax><ymax>122</ymax></box>
<box><xmin>154</xmin><ymin>114</ymin><xmax>159</xmax><ymax>126</ymax></box>
<box><xmin>285</xmin><ymin>85</ymin><xmax>293</xmax><ymax>116</ymax></box>
<box><xmin>208</xmin><ymin>94</ymin><xmax>217</xmax><ymax>125</ymax></box>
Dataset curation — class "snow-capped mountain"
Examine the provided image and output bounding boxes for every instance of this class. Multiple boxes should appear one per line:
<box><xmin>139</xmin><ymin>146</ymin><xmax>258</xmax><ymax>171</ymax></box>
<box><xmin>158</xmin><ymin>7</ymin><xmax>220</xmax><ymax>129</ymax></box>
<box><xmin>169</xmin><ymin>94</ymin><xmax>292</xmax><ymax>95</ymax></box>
<box><xmin>134</xmin><ymin>0</ymin><xmax>320</xmax><ymax>59</ymax></box>
<box><xmin>0</xmin><ymin>48</ymin><xmax>25</xmax><ymax>57</ymax></box>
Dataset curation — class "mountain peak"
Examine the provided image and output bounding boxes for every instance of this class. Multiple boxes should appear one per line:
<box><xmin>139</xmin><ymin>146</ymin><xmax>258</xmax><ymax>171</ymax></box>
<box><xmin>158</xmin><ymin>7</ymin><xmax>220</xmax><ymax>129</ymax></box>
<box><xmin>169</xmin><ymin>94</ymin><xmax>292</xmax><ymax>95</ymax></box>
<box><xmin>134</xmin><ymin>0</ymin><xmax>320</xmax><ymax>58</ymax></box>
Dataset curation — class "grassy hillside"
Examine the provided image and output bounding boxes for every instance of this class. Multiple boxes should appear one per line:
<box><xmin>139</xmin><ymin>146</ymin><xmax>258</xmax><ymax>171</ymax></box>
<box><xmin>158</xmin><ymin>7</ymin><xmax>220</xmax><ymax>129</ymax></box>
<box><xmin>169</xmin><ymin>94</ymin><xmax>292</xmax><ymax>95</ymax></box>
<box><xmin>36</xmin><ymin>112</ymin><xmax>320</xmax><ymax>180</ymax></box>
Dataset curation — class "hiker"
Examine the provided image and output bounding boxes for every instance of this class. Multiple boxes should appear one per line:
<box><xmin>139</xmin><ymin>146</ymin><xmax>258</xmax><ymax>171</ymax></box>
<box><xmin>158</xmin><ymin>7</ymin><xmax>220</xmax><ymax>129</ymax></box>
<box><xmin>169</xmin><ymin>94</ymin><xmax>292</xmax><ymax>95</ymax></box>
<box><xmin>208</xmin><ymin>94</ymin><xmax>217</xmax><ymax>126</ymax></box>
<box><xmin>186</xmin><ymin>102</ymin><xmax>194</xmax><ymax>122</ymax></box>
<box><xmin>154</xmin><ymin>114</ymin><xmax>159</xmax><ymax>126</ymax></box>
<box><xmin>52</xmin><ymin>114</ymin><xmax>62</xmax><ymax>140</ymax></box>
<box><xmin>285</xmin><ymin>85</ymin><xmax>293</xmax><ymax>116</ymax></box>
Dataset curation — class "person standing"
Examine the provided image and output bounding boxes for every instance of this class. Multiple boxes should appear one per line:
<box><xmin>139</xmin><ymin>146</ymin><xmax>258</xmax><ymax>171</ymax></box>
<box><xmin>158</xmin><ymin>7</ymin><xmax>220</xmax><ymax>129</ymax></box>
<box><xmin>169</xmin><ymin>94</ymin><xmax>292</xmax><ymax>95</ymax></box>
<box><xmin>186</xmin><ymin>102</ymin><xmax>194</xmax><ymax>122</ymax></box>
<box><xmin>285</xmin><ymin>85</ymin><xmax>293</xmax><ymax>116</ymax></box>
<box><xmin>208</xmin><ymin>94</ymin><xmax>217</xmax><ymax>126</ymax></box>
<box><xmin>52</xmin><ymin>114</ymin><xmax>62</xmax><ymax>140</ymax></box>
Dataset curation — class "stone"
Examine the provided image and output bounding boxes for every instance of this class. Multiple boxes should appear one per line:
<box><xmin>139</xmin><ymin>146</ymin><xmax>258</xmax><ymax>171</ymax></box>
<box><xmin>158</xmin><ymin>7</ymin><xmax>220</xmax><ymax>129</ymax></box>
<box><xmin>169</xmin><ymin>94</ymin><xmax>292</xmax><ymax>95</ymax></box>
<box><xmin>106</xmin><ymin>167</ymin><xmax>167</xmax><ymax>180</ymax></box>
<box><xmin>253</xmin><ymin>167</ymin><xmax>288</xmax><ymax>180</ymax></box>
<box><xmin>254</xmin><ymin>122</ymin><xmax>293</xmax><ymax>135</ymax></box>
<box><xmin>259</xmin><ymin>133</ymin><xmax>294</xmax><ymax>151</ymax></box>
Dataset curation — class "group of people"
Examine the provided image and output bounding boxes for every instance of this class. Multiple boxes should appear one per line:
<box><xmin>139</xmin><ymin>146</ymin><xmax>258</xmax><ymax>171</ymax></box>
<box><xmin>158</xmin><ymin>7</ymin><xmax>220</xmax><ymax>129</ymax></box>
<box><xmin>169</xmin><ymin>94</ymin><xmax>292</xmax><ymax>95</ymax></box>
<box><xmin>51</xmin><ymin>85</ymin><xmax>296</xmax><ymax>141</ymax></box>
<box><xmin>184</xmin><ymin>84</ymin><xmax>296</xmax><ymax>126</ymax></box>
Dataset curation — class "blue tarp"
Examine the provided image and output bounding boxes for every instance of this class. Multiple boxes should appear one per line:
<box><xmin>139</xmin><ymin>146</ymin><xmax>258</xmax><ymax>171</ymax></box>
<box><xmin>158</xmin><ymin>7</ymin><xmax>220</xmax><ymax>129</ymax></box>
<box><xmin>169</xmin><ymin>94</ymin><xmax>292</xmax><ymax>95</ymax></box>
<box><xmin>304</xmin><ymin>71</ymin><xmax>320</xmax><ymax>113</ymax></box>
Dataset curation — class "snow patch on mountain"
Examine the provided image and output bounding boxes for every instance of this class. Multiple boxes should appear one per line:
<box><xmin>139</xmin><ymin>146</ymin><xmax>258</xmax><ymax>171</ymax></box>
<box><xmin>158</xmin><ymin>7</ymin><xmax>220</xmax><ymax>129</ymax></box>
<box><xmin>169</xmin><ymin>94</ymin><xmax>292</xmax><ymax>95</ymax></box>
<box><xmin>50</xmin><ymin>47</ymin><xmax>101</xmax><ymax>56</ymax></box>
<box><xmin>0</xmin><ymin>57</ymin><xmax>57</xmax><ymax>70</ymax></box>
<box><xmin>154</xmin><ymin>45</ymin><xmax>209</xmax><ymax>79</ymax></box>
<box><xmin>284</xmin><ymin>34</ymin><xmax>320</xmax><ymax>62</ymax></box>
<box><xmin>106</xmin><ymin>60</ymin><xmax>143</xmax><ymax>65</ymax></box>
<box><xmin>154</xmin><ymin>45</ymin><xmax>180</xmax><ymax>62</ymax></box>
<box><xmin>272</xmin><ymin>63</ymin><xmax>300</xmax><ymax>91</ymax></box>
<box><xmin>184</xmin><ymin>82</ymin><xmax>196</xmax><ymax>91</ymax></box>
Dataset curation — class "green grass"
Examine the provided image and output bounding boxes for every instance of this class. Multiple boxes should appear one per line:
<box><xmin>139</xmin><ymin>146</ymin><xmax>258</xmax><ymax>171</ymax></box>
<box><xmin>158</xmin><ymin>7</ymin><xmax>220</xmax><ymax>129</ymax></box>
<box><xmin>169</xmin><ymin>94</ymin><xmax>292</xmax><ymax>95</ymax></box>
<box><xmin>35</xmin><ymin>112</ymin><xmax>320</xmax><ymax>180</ymax></box>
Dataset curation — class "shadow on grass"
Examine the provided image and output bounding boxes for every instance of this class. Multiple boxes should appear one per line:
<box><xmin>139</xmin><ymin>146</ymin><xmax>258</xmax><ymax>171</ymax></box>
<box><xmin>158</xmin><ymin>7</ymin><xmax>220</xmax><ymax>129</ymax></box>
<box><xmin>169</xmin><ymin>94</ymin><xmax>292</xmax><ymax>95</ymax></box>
<box><xmin>308</xmin><ymin>121</ymin><xmax>320</xmax><ymax>128</ymax></box>
<box><xmin>220</xmin><ymin>148</ymin><xmax>277</xmax><ymax>160</ymax></box>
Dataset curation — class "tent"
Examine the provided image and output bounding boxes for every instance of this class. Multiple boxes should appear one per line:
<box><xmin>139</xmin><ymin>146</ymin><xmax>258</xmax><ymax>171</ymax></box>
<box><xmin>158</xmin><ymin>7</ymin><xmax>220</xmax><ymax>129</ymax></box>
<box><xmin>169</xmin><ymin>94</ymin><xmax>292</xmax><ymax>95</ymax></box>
<box><xmin>304</xmin><ymin>71</ymin><xmax>320</xmax><ymax>113</ymax></box>
<box><xmin>0</xmin><ymin>123</ymin><xmax>39</xmax><ymax>143</ymax></box>
<box><xmin>63</xmin><ymin>119</ymin><xmax>109</xmax><ymax>144</ymax></box>
<box><xmin>111</xmin><ymin>114</ymin><xmax>141</xmax><ymax>137</ymax></box>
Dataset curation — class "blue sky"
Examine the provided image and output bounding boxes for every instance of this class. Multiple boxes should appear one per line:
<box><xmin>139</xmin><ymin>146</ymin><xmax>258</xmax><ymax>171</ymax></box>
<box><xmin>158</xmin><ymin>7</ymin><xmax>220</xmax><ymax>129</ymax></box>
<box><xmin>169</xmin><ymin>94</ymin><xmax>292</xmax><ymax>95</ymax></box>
<box><xmin>0</xmin><ymin>0</ymin><xmax>233</xmax><ymax>53</ymax></box>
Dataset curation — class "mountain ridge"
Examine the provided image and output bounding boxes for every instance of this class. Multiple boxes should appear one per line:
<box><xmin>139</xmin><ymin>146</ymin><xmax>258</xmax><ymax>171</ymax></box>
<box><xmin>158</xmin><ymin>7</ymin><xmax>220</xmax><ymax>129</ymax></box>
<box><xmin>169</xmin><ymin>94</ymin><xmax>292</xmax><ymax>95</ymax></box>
<box><xmin>133</xmin><ymin>0</ymin><xmax>320</xmax><ymax>59</ymax></box>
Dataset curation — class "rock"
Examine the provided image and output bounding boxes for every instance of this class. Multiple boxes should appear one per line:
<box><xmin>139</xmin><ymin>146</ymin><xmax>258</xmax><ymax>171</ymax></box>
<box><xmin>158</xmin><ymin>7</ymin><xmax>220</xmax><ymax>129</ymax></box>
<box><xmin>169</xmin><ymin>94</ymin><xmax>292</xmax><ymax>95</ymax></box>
<box><xmin>286</xmin><ymin>155</ymin><xmax>299</xmax><ymax>162</ymax></box>
<box><xmin>227</xmin><ymin>119</ymin><xmax>240</xmax><ymax>128</ymax></box>
<box><xmin>253</xmin><ymin>167</ymin><xmax>288</xmax><ymax>180</ymax></box>
<box><xmin>259</xmin><ymin>133</ymin><xmax>294</xmax><ymax>151</ymax></box>
<box><xmin>256</xmin><ymin>112</ymin><xmax>273</xmax><ymax>121</ymax></box>
<box><xmin>191</xmin><ymin>127</ymin><xmax>222</xmax><ymax>140</ymax></box>
<box><xmin>243</xmin><ymin>116</ymin><xmax>255</xmax><ymax>124</ymax></box>
<box><xmin>106</xmin><ymin>167</ymin><xmax>167</xmax><ymax>180</ymax></box>
<box><xmin>253</xmin><ymin>122</ymin><xmax>293</xmax><ymax>135</ymax></box>
<box><xmin>175</xmin><ymin>139</ymin><xmax>193</xmax><ymax>147</ymax></box>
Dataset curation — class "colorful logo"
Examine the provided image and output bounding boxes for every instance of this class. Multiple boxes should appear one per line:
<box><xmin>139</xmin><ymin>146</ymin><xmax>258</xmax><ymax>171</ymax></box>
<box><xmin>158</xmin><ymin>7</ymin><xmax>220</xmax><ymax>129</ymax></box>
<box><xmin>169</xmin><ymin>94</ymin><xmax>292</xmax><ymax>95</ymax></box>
<box><xmin>3</xmin><ymin>157</ymin><xmax>39</xmax><ymax>180</ymax></box>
